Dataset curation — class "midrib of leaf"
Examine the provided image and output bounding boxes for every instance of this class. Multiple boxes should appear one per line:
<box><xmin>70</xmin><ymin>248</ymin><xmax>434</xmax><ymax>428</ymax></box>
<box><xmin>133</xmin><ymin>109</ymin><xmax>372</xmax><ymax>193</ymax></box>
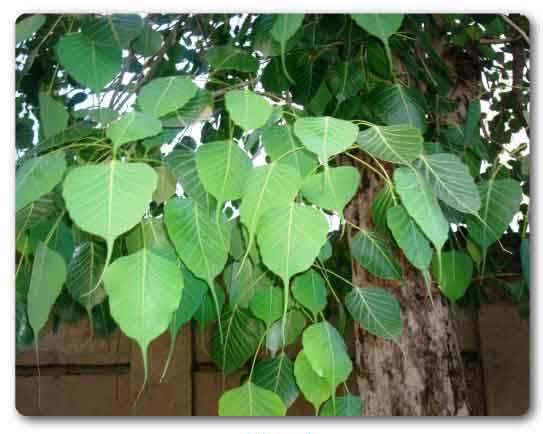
<box><xmin>107</xmin><ymin>161</ymin><xmax>115</xmax><ymax>245</ymax></box>
<box><xmin>220</xmin><ymin>141</ymin><xmax>234</xmax><ymax>206</ymax></box>
<box><xmin>153</xmin><ymin>77</ymin><xmax>175</xmax><ymax>117</ymax></box>
<box><xmin>396</xmin><ymin>85</ymin><xmax>414</xmax><ymax>126</ymax></box>
<box><xmin>193</xmin><ymin>205</ymin><xmax>212</xmax><ymax>285</ymax></box>
<box><xmin>286</xmin><ymin>127</ymin><xmax>302</xmax><ymax>174</ymax></box>
<box><xmin>374</xmin><ymin>126</ymin><xmax>408</xmax><ymax>164</ymax></box>
<box><xmin>140</xmin><ymin>249</ymin><xmax>147</xmax><ymax>340</ymax></box>
<box><xmin>274</xmin><ymin>356</ymin><xmax>285</xmax><ymax>394</ymax></box>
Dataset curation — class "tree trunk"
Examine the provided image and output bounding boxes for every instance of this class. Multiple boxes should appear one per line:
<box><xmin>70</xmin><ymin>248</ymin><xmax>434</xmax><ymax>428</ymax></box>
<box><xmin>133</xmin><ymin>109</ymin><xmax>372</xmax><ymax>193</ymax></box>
<box><xmin>344</xmin><ymin>165</ymin><xmax>471</xmax><ymax>416</ymax></box>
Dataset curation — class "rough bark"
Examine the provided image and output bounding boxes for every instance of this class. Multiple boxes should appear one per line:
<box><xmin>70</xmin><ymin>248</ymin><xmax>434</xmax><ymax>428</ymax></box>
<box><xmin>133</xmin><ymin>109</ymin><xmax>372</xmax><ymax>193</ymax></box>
<box><xmin>344</xmin><ymin>163</ymin><xmax>471</xmax><ymax>416</ymax></box>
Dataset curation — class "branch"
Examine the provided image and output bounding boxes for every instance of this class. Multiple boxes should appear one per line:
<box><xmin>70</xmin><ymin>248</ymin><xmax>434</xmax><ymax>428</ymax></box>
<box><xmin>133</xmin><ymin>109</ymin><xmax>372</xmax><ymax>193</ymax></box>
<box><xmin>501</xmin><ymin>14</ymin><xmax>530</xmax><ymax>45</ymax></box>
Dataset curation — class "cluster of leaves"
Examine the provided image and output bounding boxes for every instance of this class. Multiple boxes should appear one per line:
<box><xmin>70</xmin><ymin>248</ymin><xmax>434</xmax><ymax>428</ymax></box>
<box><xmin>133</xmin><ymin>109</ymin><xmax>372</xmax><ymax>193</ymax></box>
<box><xmin>15</xmin><ymin>13</ymin><xmax>529</xmax><ymax>415</ymax></box>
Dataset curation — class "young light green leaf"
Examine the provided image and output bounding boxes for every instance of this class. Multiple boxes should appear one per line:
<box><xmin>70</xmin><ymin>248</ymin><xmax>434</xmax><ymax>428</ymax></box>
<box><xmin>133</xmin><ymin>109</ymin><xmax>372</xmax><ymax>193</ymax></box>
<box><xmin>137</xmin><ymin>76</ymin><xmax>198</xmax><ymax>118</ymax></box>
<box><xmin>249</xmin><ymin>286</ymin><xmax>284</xmax><ymax>326</ymax></box>
<box><xmin>345</xmin><ymin>286</ymin><xmax>403</xmax><ymax>340</ymax></box>
<box><xmin>225</xmin><ymin>90</ymin><xmax>273</xmax><ymax>131</ymax></box>
<box><xmin>394</xmin><ymin>166</ymin><xmax>449</xmax><ymax>251</ymax></box>
<box><xmin>294</xmin><ymin>350</ymin><xmax>331</xmax><ymax>411</ymax></box>
<box><xmin>294</xmin><ymin>116</ymin><xmax>358</xmax><ymax>162</ymax></box>
<box><xmin>351</xmin><ymin>230</ymin><xmax>403</xmax><ymax>280</ymax></box>
<box><xmin>27</xmin><ymin>242</ymin><xmax>67</xmax><ymax>338</ymax></box>
<box><xmin>350</xmin><ymin>14</ymin><xmax>404</xmax><ymax>45</ymax></box>
<box><xmin>431</xmin><ymin>250</ymin><xmax>473</xmax><ymax>302</ymax></box>
<box><xmin>195</xmin><ymin>140</ymin><xmax>252</xmax><ymax>206</ymax></box>
<box><xmin>39</xmin><ymin>92</ymin><xmax>69</xmax><ymax>139</ymax></box>
<box><xmin>416</xmin><ymin>153</ymin><xmax>481</xmax><ymax>214</ymax></box>
<box><xmin>16</xmin><ymin>152</ymin><xmax>66</xmax><ymax>212</ymax></box>
<box><xmin>357</xmin><ymin>124</ymin><xmax>423</xmax><ymax>164</ymax></box>
<box><xmin>302</xmin><ymin>321</ymin><xmax>352</xmax><ymax>390</ymax></box>
<box><xmin>291</xmin><ymin>270</ymin><xmax>328</xmax><ymax>317</ymax></box>
<box><xmin>252</xmin><ymin>355</ymin><xmax>300</xmax><ymax>408</ymax></box>
<box><xmin>386</xmin><ymin>205</ymin><xmax>432</xmax><ymax>270</ymax></box>
<box><xmin>63</xmin><ymin>161</ymin><xmax>157</xmax><ymax>249</ymax></box>
<box><xmin>320</xmin><ymin>394</ymin><xmax>363</xmax><ymax>416</ymax></box>
<box><xmin>218</xmin><ymin>382</ymin><xmax>286</xmax><ymax>416</ymax></box>
<box><xmin>257</xmin><ymin>203</ymin><xmax>329</xmax><ymax>287</ymax></box>
<box><xmin>106</xmin><ymin>111</ymin><xmax>162</xmax><ymax>151</ymax></box>
<box><xmin>16</xmin><ymin>14</ymin><xmax>46</xmax><ymax>43</ymax></box>
<box><xmin>466</xmin><ymin>178</ymin><xmax>522</xmax><ymax>248</ymax></box>
<box><xmin>56</xmin><ymin>33</ymin><xmax>121</xmax><ymax>93</ymax></box>
<box><xmin>301</xmin><ymin>166</ymin><xmax>360</xmax><ymax>218</ymax></box>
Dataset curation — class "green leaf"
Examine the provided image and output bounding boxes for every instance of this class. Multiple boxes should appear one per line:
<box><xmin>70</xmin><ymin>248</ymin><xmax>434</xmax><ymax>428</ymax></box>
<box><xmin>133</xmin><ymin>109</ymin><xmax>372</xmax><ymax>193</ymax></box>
<box><xmin>56</xmin><ymin>33</ymin><xmax>121</xmax><ymax>93</ymax></box>
<box><xmin>386</xmin><ymin>205</ymin><xmax>432</xmax><ymax>270</ymax></box>
<box><xmin>301</xmin><ymin>166</ymin><xmax>360</xmax><ymax>218</ymax></box>
<box><xmin>521</xmin><ymin>239</ymin><xmax>530</xmax><ymax>285</ymax></box>
<box><xmin>262</xmin><ymin>125</ymin><xmax>318</xmax><ymax>179</ymax></box>
<box><xmin>463</xmin><ymin>100</ymin><xmax>481</xmax><ymax>147</ymax></box>
<box><xmin>194</xmin><ymin>286</ymin><xmax>225</xmax><ymax>328</ymax></box>
<box><xmin>81</xmin><ymin>14</ymin><xmax>144</xmax><ymax>48</ymax></box>
<box><xmin>27</xmin><ymin>242</ymin><xmax>67</xmax><ymax>338</ymax></box>
<box><xmin>249</xmin><ymin>286</ymin><xmax>284</xmax><ymax>326</ymax></box>
<box><xmin>170</xmin><ymin>262</ymin><xmax>207</xmax><ymax>333</ymax></box>
<box><xmin>103</xmin><ymin>248</ymin><xmax>183</xmax><ymax>394</ymax></box>
<box><xmin>224</xmin><ymin>261</ymin><xmax>270</xmax><ymax>308</ymax></box>
<box><xmin>431</xmin><ymin>250</ymin><xmax>473</xmax><ymax>302</ymax></box>
<box><xmin>106</xmin><ymin>111</ymin><xmax>162</xmax><ymax>151</ymax></box>
<box><xmin>266</xmin><ymin>309</ymin><xmax>307</xmax><ymax>356</ymax></box>
<box><xmin>137</xmin><ymin>76</ymin><xmax>198</xmax><ymax>118</ymax></box>
<box><xmin>66</xmin><ymin>241</ymin><xmax>107</xmax><ymax>315</ymax></box>
<box><xmin>76</xmin><ymin>107</ymin><xmax>118</xmax><ymax>125</ymax></box>
<box><xmin>350</xmin><ymin>14</ymin><xmax>404</xmax><ymax>44</ymax></box>
<box><xmin>357</xmin><ymin>124</ymin><xmax>423</xmax><ymax>164</ymax></box>
<box><xmin>270</xmin><ymin>14</ymin><xmax>305</xmax><ymax>46</ymax></box>
<box><xmin>39</xmin><ymin>92</ymin><xmax>69</xmax><ymax>139</ymax></box>
<box><xmin>394</xmin><ymin>166</ymin><xmax>449</xmax><ymax>251</ymax></box>
<box><xmin>291</xmin><ymin>270</ymin><xmax>328</xmax><ymax>317</ymax></box>
<box><xmin>132</xmin><ymin>25</ymin><xmax>163</xmax><ymax>57</ymax></box>
<box><xmin>466</xmin><ymin>179</ymin><xmax>522</xmax><ymax>248</ymax></box>
<box><xmin>240</xmin><ymin>162</ymin><xmax>302</xmax><ymax>256</ymax></box>
<box><xmin>371</xmin><ymin>185</ymin><xmax>396</xmax><ymax>232</ymax></box>
<box><xmin>294</xmin><ymin>116</ymin><xmax>358</xmax><ymax>162</ymax></box>
<box><xmin>205</xmin><ymin>45</ymin><xmax>258</xmax><ymax>74</ymax></box>
<box><xmin>320</xmin><ymin>394</ymin><xmax>363</xmax><ymax>416</ymax></box>
<box><xmin>416</xmin><ymin>153</ymin><xmax>481</xmax><ymax>214</ymax></box>
<box><xmin>125</xmin><ymin>217</ymin><xmax>171</xmax><ymax>254</ymax></box>
<box><xmin>345</xmin><ymin>286</ymin><xmax>403</xmax><ymax>340</ymax></box>
<box><xmin>63</xmin><ymin>162</ymin><xmax>157</xmax><ymax>252</ymax></box>
<box><xmin>91</xmin><ymin>299</ymin><xmax>117</xmax><ymax>337</ymax></box>
<box><xmin>164</xmin><ymin>197</ymin><xmax>230</xmax><ymax>285</ymax></box>
<box><xmin>302</xmin><ymin>321</ymin><xmax>352</xmax><ymax>389</ymax></box>
<box><xmin>195</xmin><ymin>140</ymin><xmax>252</xmax><ymax>206</ymax></box>
<box><xmin>252</xmin><ymin>355</ymin><xmax>300</xmax><ymax>408</ymax></box>
<box><xmin>326</xmin><ymin>61</ymin><xmax>364</xmax><ymax>103</ymax></box>
<box><xmin>294</xmin><ymin>350</ymin><xmax>331</xmax><ymax>411</ymax></box>
<box><xmin>16</xmin><ymin>193</ymin><xmax>56</xmax><ymax>235</ymax></box>
<box><xmin>16</xmin><ymin>14</ymin><xmax>46</xmax><ymax>43</ymax></box>
<box><xmin>152</xmin><ymin>166</ymin><xmax>177</xmax><ymax>204</ymax></box>
<box><xmin>218</xmin><ymin>382</ymin><xmax>286</xmax><ymax>416</ymax></box>
<box><xmin>225</xmin><ymin>90</ymin><xmax>273</xmax><ymax>131</ymax></box>
<box><xmin>370</xmin><ymin>84</ymin><xmax>427</xmax><ymax>133</ymax></box>
<box><xmin>141</xmin><ymin>128</ymin><xmax>180</xmax><ymax>151</ymax></box>
<box><xmin>257</xmin><ymin>203</ymin><xmax>329</xmax><ymax>287</ymax></box>
<box><xmin>351</xmin><ymin>230</ymin><xmax>402</xmax><ymax>280</ymax></box>
<box><xmin>16</xmin><ymin>152</ymin><xmax>66</xmax><ymax>212</ymax></box>
<box><xmin>161</xmin><ymin>90</ymin><xmax>214</xmax><ymax>128</ymax></box>
<box><xmin>210</xmin><ymin>307</ymin><xmax>265</xmax><ymax>374</ymax></box>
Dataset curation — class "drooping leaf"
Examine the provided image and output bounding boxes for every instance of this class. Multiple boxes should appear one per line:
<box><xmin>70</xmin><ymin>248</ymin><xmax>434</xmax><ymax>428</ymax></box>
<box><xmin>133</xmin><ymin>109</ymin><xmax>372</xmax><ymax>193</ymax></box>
<box><xmin>56</xmin><ymin>33</ymin><xmax>121</xmax><ymax>93</ymax></box>
<box><xmin>294</xmin><ymin>350</ymin><xmax>331</xmax><ymax>411</ymax></box>
<box><xmin>291</xmin><ymin>270</ymin><xmax>328</xmax><ymax>317</ymax></box>
<box><xmin>218</xmin><ymin>382</ymin><xmax>286</xmax><ymax>416</ymax></box>
<box><xmin>205</xmin><ymin>45</ymin><xmax>259</xmax><ymax>74</ymax></box>
<box><xmin>357</xmin><ymin>124</ymin><xmax>423</xmax><ymax>164</ymax></box>
<box><xmin>224</xmin><ymin>261</ymin><xmax>270</xmax><ymax>308</ymax></box>
<box><xmin>16</xmin><ymin>14</ymin><xmax>46</xmax><ymax>43</ymax></box>
<box><xmin>195</xmin><ymin>140</ymin><xmax>252</xmax><ymax>206</ymax></box>
<box><xmin>266</xmin><ymin>309</ymin><xmax>307</xmax><ymax>356</ymax></box>
<box><xmin>371</xmin><ymin>184</ymin><xmax>396</xmax><ymax>232</ymax></box>
<box><xmin>81</xmin><ymin>14</ymin><xmax>144</xmax><ymax>48</ymax></box>
<box><xmin>466</xmin><ymin>179</ymin><xmax>522</xmax><ymax>248</ymax></box>
<box><xmin>252</xmin><ymin>355</ymin><xmax>299</xmax><ymax>408</ymax></box>
<box><xmin>327</xmin><ymin>61</ymin><xmax>364</xmax><ymax>103</ymax></box>
<box><xmin>320</xmin><ymin>394</ymin><xmax>363</xmax><ymax>416</ymax></box>
<box><xmin>16</xmin><ymin>152</ymin><xmax>66</xmax><ymax>212</ymax></box>
<box><xmin>194</xmin><ymin>285</ymin><xmax>225</xmax><ymax>328</ymax></box>
<box><xmin>294</xmin><ymin>116</ymin><xmax>358</xmax><ymax>162</ymax></box>
<box><xmin>131</xmin><ymin>25</ymin><xmax>163</xmax><ymax>57</ymax></box>
<box><xmin>257</xmin><ymin>203</ymin><xmax>329</xmax><ymax>287</ymax></box>
<box><xmin>302</xmin><ymin>321</ymin><xmax>352</xmax><ymax>390</ymax></box>
<box><xmin>170</xmin><ymin>262</ymin><xmax>207</xmax><ymax>334</ymax></box>
<box><xmin>103</xmin><ymin>248</ymin><xmax>183</xmax><ymax>392</ymax></box>
<box><xmin>416</xmin><ymin>153</ymin><xmax>481</xmax><ymax>214</ymax></box>
<box><xmin>394</xmin><ymin>166</ymin><xmax>449</xmax><ymax>251</ymax></box>
<box><xmin>137</xmin><ymin>76</ymin><xmax>197</xmax><ymax>118</ymax></box>
<box><xmin>16</xmin><ymin>193</ymin><xmax>56</xmax><ymax>235</ymax></box>
<box><xmin>351</xmin><ymin>230</ymin><xmax>402</xmax><ymax>280</ymax></box>
<box><xmin>301</xmin><ymin>166</ymin><xmax>360</xmax><ymax>218</ymax></box>
<box><xmin>152</xmin><ymin>165</ymin><xmax>177</xmax><ymax>204</ymax></box>
<box><xmin>39</xmin><ymin>92</ymin><xmax>69</xmax><ymax>139</ymax></box>
<box><xmin>270</xmin><ymin>14</ymin><xmax>305</xmax><ymax>83</ymax></box>
<box><xmin>63</xmin><ymin>161</ymin><xmax>157</xmax><ymax>250</ymax></box>
<box><xmin>106</xmin><ymin>111</ymin><xmax>162</xmax><ymax>151</ymax></box>
<box><xmin>27</xmin><ymin>242</ymin><xmax>67</xmax><ymax>338</ymax></box>
<box><xmin>249</xmin><ymin>286</ymin><xmax>284</xmax><ymax>326</ymax></box>
<box><xmin>210</xmin><ymin>307</ymin><xmax>265</xmax><ymax>374</ymax></box>
<box><xmin>431</xmin><ymin>250</ymin><xmax>473</xmax><ymax>302</ymax></box>
<box><xmin>125</xmin><ymin>217</ymin><xmax>171</xmax><ymax>254</ymax></box>
<box><xmin>345</xmin><ymin>286</ymin><xmax>403</xmax><ymax>340</ymax></box>
<box><xmin>225</xmin><ymin>90</ymin><xmax>273</xmax><ymax>131</ymax></box>
<box><xmin>350</xmin><ymin>14</ymin><xmax>404</xmax><ymax>45</ymax></box>
<box><xmin>262</xmin><ymin>125</ymin><xmax>318</xmax><ymax>179</ymax></box>
<box><xmin>386</xmin><ymin>205</ymin><xmax>432</xmax><ymax>270</ymax></box>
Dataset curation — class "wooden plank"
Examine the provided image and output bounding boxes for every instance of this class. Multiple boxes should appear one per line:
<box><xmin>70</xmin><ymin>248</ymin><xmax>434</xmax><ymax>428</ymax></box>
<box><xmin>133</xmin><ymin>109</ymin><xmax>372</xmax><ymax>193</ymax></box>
<box><xmin>192</xmin><ymin>368</ymin><xmax>244</xmax><ymax>416</ymax></box>
<box><xmin>479</xmin><ymin>304</ymin><xmax>529</xmax><ymax>415</ymax></box>
<box><xmin>16</xmin><ymin>317</ymin><xmax>131</xmax><ymax>366</ymax></box>
<box><xmin>129</xmin><ymin>324</ymin><xmax>192</xmax><ymax>415</ymax></box>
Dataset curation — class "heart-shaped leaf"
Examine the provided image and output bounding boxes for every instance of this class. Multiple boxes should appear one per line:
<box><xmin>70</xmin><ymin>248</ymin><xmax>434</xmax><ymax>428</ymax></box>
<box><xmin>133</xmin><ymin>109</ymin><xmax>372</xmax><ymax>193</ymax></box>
<box><xmin>431</xmin><ymin>250</ymin><xmax>473</xmax><ymax>302</ymax></box>
<box><xmin>252</xmin><ymin>354</ymin><xmax>300</xmax><ymax>408</ymax></box>
<box><xmin>137</xmin><ymin>76</ymin><xmax>198</xmax><ymax>118</ymax></box>
<box><xmin>294</xmin><ymin>350</ymin><xmax>331</xmax><ymax>411</ymax></box>
<box><xmin>225</xmin><ymin>90</ymin><xmax>273</xmax><ymax>131</ymax></box>
<box><xmin>320</xmin><ymin>394</ymin><xmax>363</xmax><ymax>416</ymax></box>
<box><xmin>106</xmin><ymin>111</ymin><xmax>162</xmax><ymax>151</ymax></box>
<box><xmin>291</xmin><ymin>270</ymin><xmax>328</xmax><ymax>317</ymax></box>
<box><xmin>218</xmin><ymin>382</ymin><xmax>286</xmax><ymax>416</ymax></box>
<box><xmin>39</xmin><ymin>92</ymin><xmax>69</xmax><ymax>139</ymax></box>
<box><xmin>16</xmin><ymin>14</ymin><xmax>46</xmax><ymax>43</ymax></box>
<box><xmin>81</xmin><ymin>14</ymin><xmax>143</xmax><ymax>48</ymax></box>
<box><xmin>357</xmin><ymin>124</ymin><xmax>423</xmax><ymax>164</ymax></box>
<box><xmin>249</xmin><ymin>286</ymin><xmax>284</xmax><ymax>326</ymax></box>
<box><xmin>351</xmin><ymin>230</ymin><xmax>403</xmax><ymax>280</ymax></box>
<box><xmin>350</xmin><ymin>14</ymin><xmax>404</xmax><ymax>45</ymax></box>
